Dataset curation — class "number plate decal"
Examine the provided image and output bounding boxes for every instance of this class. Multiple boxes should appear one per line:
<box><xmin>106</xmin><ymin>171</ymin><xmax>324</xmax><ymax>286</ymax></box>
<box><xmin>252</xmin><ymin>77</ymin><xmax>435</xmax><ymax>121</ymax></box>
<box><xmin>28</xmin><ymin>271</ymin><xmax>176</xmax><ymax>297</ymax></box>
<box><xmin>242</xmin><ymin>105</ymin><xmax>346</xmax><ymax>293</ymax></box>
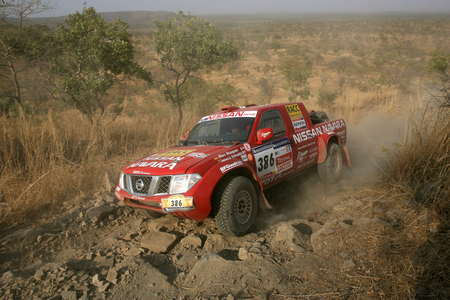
<box><xmin>252</xmin><ymin>137</ymin><xmax>293</xmax><ymax>182</ymax></box>
<box><xmin>161</xmin><ymin>195</ymin><xmax>195</xmax><ymax>213</ymax></box>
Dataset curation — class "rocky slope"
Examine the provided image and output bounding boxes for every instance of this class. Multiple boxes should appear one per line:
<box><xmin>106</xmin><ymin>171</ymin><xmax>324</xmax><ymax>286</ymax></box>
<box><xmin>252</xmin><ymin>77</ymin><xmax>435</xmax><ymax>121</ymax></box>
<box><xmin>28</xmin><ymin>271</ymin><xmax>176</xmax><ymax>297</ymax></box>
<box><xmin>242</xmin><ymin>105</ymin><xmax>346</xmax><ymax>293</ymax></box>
<box><xmin>0</xmin><ymin>171</ymin><xmax>417</xmax><ymax>300</ymax></box>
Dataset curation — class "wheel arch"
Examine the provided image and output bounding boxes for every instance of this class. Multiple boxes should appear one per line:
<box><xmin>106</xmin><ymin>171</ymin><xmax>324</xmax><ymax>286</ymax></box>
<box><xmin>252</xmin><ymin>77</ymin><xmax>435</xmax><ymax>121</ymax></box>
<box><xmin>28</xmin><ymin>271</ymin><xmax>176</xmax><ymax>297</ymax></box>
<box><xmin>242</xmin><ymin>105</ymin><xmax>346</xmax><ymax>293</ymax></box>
<box><xmin>318</xmin><ymin>134</ymin><xmax>340</xmax><ymax>164</ymax></box>
<box><xmin>210</xmin><ymin>166</ymin><xmax>270</xmax><ymax>216</ymax></box>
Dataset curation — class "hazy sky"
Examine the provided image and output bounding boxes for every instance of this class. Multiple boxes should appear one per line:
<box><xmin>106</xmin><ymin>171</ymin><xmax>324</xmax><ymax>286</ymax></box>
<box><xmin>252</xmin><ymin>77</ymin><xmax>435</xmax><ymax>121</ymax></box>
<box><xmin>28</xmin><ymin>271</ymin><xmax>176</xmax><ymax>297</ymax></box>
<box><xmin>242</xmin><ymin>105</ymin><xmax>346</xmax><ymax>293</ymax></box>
<box><xmin>40</xmin><ymin>0</ymin><xmax>450</xmax><ymax>17</ymax></box>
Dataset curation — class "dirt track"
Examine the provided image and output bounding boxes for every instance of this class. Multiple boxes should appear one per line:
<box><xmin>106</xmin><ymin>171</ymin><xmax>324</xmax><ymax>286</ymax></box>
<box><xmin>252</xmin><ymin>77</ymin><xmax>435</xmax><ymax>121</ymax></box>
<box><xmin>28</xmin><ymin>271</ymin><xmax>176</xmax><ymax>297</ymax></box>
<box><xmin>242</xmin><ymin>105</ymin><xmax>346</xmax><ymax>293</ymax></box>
<box><xmin>1</xmin><ymin>164</ymin><xmax>417</xmax><ymax>300</ymax></box>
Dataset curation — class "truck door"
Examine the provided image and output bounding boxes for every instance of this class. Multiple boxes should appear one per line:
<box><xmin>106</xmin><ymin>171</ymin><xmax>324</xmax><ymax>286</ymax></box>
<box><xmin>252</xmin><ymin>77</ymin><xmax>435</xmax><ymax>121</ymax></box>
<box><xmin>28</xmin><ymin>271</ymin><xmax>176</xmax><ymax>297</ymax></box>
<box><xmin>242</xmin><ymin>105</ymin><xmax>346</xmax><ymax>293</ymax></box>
<box><xmin>252</xmin><ymin>109</ymin><xmax>295</xmax><ymax>187</ymax></box>
<box><xmin>284</xmin><ymin>104</ymin><xmax>319</xmax><ymax>173</ymax></box>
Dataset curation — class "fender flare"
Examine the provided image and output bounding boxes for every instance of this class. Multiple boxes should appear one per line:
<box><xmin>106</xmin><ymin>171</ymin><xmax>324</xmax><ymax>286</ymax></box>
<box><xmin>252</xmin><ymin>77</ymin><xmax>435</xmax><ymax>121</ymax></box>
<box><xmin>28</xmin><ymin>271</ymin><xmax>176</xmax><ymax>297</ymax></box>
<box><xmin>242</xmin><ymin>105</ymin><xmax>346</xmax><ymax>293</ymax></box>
<box><xmin>204</xmin><ymin>159</ymin><xmax>272</xmax><ymax>211</ymax></box>
<box><xmin>317</xmin><ymin>133</ymin><xmax>341</xmax><ymax>164</ymax></box>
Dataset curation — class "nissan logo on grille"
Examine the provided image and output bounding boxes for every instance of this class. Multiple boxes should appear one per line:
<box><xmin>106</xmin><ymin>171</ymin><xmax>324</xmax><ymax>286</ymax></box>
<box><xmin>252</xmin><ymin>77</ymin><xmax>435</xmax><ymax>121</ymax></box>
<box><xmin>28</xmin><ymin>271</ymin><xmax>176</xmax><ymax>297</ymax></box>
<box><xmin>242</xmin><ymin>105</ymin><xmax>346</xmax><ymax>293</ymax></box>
<box><xmin>135</xmin><ymin>179</ymin><xmax>145</xmax><ymax>191</ymax></box>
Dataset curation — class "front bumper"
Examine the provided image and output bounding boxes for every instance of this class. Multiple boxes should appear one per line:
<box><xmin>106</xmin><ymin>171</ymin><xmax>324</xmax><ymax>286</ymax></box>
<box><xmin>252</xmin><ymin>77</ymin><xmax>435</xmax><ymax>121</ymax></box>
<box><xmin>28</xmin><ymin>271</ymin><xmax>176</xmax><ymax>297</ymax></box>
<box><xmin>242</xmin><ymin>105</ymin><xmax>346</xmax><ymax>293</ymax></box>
<box><xmin>114</xmin><ymin>178</ymin><xmax>214</xmax><ymax>221</ymax></box>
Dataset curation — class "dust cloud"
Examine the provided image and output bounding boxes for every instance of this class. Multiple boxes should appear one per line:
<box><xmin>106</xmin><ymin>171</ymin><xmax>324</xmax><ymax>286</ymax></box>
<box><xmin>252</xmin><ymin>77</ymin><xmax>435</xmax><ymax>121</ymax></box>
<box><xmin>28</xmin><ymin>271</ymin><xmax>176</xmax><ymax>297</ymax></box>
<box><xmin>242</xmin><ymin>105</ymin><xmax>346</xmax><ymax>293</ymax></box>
<box><xmin>255</xmin><ymin>107</ymin><xmax>408</xmax><ymax>231</ymax></box>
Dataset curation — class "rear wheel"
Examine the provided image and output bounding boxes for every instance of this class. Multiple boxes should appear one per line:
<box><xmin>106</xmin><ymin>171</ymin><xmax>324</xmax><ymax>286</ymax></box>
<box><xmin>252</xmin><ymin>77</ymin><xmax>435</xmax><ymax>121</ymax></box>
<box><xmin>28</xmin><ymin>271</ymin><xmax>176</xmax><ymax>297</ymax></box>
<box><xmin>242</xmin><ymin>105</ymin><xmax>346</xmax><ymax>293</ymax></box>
<box><xmin>318</xmin><ymin>143</ymin><xmax>343</xmax><ymax>184</ymax></box>
<box><xmin>213</xmin><ymin>176</ymin><xmax>258</xmax><ymax>237</ymax></box>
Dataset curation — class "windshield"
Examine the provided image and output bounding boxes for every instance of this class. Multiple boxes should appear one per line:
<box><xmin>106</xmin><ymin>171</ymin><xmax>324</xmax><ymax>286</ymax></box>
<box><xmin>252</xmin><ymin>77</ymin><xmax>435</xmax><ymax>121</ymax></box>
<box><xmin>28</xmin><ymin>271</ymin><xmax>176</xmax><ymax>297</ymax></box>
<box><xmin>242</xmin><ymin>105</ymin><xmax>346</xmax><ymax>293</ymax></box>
<box><xmin>184</xmin><ymin>117</ymin><xmax>255</xmax><ymax>145</ymax></box>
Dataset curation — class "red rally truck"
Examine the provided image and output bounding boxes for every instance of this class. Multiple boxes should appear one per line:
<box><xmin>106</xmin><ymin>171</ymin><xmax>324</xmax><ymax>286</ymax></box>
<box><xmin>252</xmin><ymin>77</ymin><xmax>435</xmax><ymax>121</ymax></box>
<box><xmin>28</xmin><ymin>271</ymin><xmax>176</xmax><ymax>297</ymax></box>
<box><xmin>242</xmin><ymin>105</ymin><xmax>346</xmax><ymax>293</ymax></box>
<box><xmin>115</xmin><ymin>103</ymin><xmax>351</xmax><ymax>236</ymax></box>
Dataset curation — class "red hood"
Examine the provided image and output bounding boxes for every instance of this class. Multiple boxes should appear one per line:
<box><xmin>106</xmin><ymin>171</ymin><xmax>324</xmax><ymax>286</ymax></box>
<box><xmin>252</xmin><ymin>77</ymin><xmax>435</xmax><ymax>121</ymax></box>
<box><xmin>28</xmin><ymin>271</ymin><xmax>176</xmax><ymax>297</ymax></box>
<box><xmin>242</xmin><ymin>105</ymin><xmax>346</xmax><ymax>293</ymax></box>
<box><xmin>123</xmin><ymin>145</ymin><xmax>241</xmax><ymax>176</ymax></box>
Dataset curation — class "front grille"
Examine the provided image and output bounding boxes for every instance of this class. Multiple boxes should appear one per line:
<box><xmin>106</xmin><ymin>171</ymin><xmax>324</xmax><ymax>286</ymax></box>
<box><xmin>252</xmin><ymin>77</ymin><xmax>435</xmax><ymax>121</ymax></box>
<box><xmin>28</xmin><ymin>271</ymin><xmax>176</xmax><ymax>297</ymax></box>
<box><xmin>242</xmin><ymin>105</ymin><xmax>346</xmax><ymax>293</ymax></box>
<box><xmin>157</xmin><ymin>176</ymin><xmax>171</xmax><ymax>194</ymax></box>
<box><xmin>131</xmin><ymin>176</ymin><xmax>152</xmax><ymax>195</ymax></box>
<box><xmin>123</xmin><ymin>174</ymin><xmax>172</xmax><ymax>197</ymax></box>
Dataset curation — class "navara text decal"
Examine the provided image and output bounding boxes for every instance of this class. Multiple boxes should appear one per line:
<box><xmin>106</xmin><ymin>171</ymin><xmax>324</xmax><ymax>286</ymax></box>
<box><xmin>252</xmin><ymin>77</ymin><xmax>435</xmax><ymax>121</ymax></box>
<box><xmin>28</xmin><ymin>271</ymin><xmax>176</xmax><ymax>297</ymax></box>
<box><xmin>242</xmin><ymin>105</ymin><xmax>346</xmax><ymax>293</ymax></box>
<box><xmin>127</xmin><ymin>161</ymin><xmax>178</xmax><ymax>170</ymax></box>
<box><xmin>199</xmin><ymin>111</ymin><xmax>257</xmax><ymax>122</ymax></box>
<box><xmin>293</xmin><ymin>120</ymin><xmax>346</xmax><ymax>144</ymax></box>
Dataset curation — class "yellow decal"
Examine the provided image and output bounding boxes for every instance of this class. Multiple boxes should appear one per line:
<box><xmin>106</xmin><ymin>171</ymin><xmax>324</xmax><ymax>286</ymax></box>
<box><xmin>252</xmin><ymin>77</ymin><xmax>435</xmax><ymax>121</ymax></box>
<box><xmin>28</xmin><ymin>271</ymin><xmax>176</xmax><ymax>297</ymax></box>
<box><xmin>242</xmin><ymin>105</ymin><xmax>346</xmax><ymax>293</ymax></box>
<box><xmin>161</xmin><ymin>195</ymin><xmax>195</xmax><ymax>212</ymax></box>
<box><xmin>157</xmin><ymin>149</ymin><xmax>195</xmax><ymax>157</ymax></box>
<box><xmin>285</xmin><ymin>104</ymin><xmax>303</xmax><ymax>119</ymax></box>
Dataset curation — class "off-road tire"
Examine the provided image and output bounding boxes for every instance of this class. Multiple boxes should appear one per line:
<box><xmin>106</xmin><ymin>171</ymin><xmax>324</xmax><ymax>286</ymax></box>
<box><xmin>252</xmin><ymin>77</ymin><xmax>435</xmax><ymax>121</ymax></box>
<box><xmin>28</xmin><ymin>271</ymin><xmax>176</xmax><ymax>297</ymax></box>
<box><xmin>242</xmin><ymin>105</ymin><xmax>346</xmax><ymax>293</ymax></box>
<box><xmin>213</xmin><ymin>176</ymin><xmax>258</xmax><ymax>237</ymax></box>
<box><xmin>318</xmin><ymin>143</ymin><xmax>343</xmax><ymax>184</ymax></box>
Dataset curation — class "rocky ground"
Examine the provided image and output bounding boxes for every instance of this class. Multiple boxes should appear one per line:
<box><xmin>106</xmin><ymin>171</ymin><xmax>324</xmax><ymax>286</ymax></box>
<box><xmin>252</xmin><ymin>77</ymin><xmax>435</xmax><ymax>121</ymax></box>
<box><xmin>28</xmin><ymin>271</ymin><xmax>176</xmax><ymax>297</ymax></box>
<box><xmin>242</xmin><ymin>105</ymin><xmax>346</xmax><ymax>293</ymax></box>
<box><xmin>0</xmin><ymin>169</ymin><xmax>421</xmax><ymax>300</ymax></box>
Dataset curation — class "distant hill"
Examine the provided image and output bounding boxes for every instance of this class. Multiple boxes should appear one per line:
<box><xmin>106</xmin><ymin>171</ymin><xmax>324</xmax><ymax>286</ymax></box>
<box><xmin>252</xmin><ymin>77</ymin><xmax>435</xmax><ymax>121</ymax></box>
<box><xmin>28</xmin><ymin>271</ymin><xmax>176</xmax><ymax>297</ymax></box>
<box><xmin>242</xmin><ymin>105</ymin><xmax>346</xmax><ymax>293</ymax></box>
<box><xmin>29</xmin><ymin>11</ymin><xmax>177</xmax><ymax>30</ymax></box>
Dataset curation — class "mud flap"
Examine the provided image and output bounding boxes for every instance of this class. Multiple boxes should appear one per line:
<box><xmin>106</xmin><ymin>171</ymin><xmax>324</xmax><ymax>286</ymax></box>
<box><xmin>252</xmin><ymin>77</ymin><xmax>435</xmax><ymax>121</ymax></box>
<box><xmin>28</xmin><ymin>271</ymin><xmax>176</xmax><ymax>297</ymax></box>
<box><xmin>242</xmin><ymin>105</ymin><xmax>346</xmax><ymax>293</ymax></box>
<box><xmin>258</xmin><ymin>190</ymin><xmax>272</xmax><ymax>211</ymax></box>
<box><xmin>341</xmin><ymin>146</ymin><xmax>352</xmax><ymax>167</ymax></box>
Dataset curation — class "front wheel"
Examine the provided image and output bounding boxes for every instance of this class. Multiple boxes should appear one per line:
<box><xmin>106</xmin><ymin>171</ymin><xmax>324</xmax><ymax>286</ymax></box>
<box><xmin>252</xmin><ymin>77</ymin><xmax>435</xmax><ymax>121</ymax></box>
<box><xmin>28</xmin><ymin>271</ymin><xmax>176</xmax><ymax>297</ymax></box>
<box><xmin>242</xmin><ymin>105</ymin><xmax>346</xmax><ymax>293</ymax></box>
<box><xmin>213</xmin><ymin>176</ymin><xmax>258</xmax><ymax>237</ymax></box>
<box><xmin>318</xmin><ymin>143</ymin><xmax>343</xmax><ymax>184</ymax></box>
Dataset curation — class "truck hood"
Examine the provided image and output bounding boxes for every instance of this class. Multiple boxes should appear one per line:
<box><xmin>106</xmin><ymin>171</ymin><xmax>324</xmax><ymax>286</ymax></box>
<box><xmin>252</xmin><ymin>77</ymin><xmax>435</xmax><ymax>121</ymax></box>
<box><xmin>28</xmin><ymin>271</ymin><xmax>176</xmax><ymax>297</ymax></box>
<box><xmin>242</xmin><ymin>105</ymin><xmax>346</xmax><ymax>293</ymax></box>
<box><xmin>123</xmin><ymin>145</ymin><xmax>244</xmax><ymax>176</ymax></box>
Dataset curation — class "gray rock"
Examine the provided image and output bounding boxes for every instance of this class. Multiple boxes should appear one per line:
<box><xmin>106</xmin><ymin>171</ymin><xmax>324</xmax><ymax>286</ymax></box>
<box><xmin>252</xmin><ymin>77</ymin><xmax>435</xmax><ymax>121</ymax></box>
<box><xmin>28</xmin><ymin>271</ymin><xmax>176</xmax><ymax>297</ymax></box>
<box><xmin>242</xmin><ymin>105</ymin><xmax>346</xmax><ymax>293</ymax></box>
<box><xmin>332</xmin><ymin>204</ymin><xmax>347</xmax><ymax>212</ymax></box>
<box><xmin>141</xmin><ymin>231</ymin><xmax>177</xmax><ymax>253</ymax></box>
<box><xmin>92</xmin><ymin>274</ymin><xmax>100</xmax><ymax>287</ymax></box>
<box><xmin>86</xmin><ymin>205</ymin><xmax>115</xmax><ymax>223</ymax></box>
<box><xmin>1</xmin><ymin>271</ymin><xmax>14</xmax><ymax>284</ymax></box>
<box><xmin>275</xmin><ymin>223</ymin><xmax>309</xmax><ymax>249</ymax></box>
<box><xmin>238</xmin><ymin>248</ymin><xmax>250</xmax><ymax>260</ymax></box>
<box><xmin>106</xmin><ymin>269</ymin><xmax>117</xmax><ymax>283</ymax></box>
<box><xmin>342</xmin><ymin>259</ymin><xmax>356</xmax><ymax>269</ymax></box>
<box><xmin>61</xmin><ymin>290</ymin><xmax>77</xmax><ymax>300</ymax></box>
<box><xmin>34</xmin><ymin>269</ymin><xmax>45</xmax><ymax>281</ymax></box>
<box><xmin>180</xmin><ymin>235</ymin><xmax>202</xmax><ymax>248</ymax></box>
<box><xmin>125</xmin><ymin>247</ymin><xmax>142</xmax><ymax>256</ymax></box>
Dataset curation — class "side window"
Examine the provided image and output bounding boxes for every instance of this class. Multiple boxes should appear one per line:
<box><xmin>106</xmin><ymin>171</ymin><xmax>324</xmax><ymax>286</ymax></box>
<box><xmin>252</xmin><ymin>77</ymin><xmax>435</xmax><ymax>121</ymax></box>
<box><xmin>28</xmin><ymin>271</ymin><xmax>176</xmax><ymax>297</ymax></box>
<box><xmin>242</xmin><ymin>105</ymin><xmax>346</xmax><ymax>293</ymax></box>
<box><xmin>257</xmin><ymin>109</ymin><xmax>286</xmax><ymax>138</ymax></box>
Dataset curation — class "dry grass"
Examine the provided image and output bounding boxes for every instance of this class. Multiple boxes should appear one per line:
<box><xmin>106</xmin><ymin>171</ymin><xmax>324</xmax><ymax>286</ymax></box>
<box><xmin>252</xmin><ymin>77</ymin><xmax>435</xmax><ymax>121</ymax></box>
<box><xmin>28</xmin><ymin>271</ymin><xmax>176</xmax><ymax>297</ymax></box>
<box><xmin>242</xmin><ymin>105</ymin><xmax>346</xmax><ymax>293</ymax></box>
<box><xmin>341</xmin><ymin>97</ymin><xmax>450</xmax><ymax>299</ymax></box>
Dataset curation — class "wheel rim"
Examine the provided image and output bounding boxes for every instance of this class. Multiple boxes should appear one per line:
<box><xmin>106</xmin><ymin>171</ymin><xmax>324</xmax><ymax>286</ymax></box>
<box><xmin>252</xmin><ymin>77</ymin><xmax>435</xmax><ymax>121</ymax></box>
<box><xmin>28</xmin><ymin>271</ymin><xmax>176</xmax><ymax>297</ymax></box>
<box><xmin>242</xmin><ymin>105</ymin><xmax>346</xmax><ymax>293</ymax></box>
<box><xmin>330</xmin><ymin>150</ymin><xmax>341</xmax><ymax>175</ymax></box>
<box><xmin>234</xmin><ymin>190</ymin><xmax>252</xmax><ymax>225</ymax></box>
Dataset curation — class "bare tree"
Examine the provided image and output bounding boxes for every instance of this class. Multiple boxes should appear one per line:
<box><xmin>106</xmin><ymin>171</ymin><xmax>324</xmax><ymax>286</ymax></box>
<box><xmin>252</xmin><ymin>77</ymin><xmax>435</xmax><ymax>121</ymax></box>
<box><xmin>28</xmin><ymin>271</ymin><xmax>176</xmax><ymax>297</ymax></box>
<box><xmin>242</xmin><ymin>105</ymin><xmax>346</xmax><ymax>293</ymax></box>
<box><xmin>0</xmin><ymin>0</ymin><xmax>53</xmax><ymax>109</ymax></box>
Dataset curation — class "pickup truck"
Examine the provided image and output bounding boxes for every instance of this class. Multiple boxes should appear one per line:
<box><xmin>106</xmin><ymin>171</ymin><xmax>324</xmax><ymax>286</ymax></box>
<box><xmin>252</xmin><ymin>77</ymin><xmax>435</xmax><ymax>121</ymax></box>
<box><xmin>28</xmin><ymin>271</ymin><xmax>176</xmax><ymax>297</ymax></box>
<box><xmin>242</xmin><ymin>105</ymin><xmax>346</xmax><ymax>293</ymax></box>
<box><xmin>115</xmin><ymin>103</ymin><xmax>351</xmax><ymax>236</ymax></box>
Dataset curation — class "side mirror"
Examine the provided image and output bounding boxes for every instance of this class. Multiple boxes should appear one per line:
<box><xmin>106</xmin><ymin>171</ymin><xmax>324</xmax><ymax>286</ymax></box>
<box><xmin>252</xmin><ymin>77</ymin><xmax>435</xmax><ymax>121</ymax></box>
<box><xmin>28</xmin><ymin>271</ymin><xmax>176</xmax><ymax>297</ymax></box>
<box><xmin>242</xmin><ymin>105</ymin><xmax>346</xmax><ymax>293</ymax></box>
<box><xmin>256</xmin><ymin>128</ymin><xmax>273</xmax><ymax>144</ymax></box>
<box><xmin>179</xmin><ymin>131</ymin><xmax>189</xmax><ymax>146</ymax></box>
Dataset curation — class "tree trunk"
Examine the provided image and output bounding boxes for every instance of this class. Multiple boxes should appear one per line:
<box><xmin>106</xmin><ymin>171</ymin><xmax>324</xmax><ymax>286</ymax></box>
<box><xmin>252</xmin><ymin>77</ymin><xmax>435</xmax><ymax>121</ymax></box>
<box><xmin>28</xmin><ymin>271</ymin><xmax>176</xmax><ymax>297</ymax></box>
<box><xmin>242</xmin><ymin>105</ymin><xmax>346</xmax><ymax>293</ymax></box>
<box><xmin>9</xmin><ymin>60</ymin><xmax>23</xmax><ymax>109</ymax></box>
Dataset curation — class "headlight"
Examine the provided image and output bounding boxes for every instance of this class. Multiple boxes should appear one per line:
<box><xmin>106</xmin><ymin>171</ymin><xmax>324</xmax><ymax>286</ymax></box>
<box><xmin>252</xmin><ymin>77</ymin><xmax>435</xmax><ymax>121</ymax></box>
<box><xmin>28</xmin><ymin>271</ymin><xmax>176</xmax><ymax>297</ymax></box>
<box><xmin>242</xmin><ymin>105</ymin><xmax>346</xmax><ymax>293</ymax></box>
<box><xmin>119</xmin><ymin>172</ymin><xmax>124</xmax><ymax>189</ymax></box>
<box><xmin>169</xmin><ymin>173</ymin><xmax>202</xmax><ymax>194</ymax></box>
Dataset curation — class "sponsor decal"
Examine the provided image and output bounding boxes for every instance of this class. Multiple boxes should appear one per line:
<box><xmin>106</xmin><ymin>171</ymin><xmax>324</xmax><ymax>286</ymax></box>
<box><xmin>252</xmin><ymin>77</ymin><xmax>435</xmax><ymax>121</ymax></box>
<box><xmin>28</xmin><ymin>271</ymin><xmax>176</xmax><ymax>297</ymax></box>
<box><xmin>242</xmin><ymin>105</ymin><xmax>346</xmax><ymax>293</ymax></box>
<box><xmin>132</xmin><ymin>170</ymin><xmax>152</xmax><ymax>175</ymax></box>
<box><xmin>247</xmin><ymin>153</ymin><xmax>253</xmax><ymax>161</ymax></box>
<box><xmin>161</xmin><ymin>195</ymin><xmax>195</xmax><ymax>213</ymax></box>
<box><xmin>309</xmin><ymin>147</ymin><xmax>318</xmax><ymax>154</ymax></box>
<box><xmin>285</xmin><ymin>104</ymin><xmax>303</xmax><ymax>119</ymax></box>
<box><xmin>157</xmin><ymin>149</ymin><xmax>196</xmax><ymax>157</ymax></box>
<box><xmin>220</xmin><ymin>161</ymin><xmax>244</xmax><ymax>173</ymax></box>
<box><xmin>244</xmin><ymin>143</ymin><xmax>252</xmax><ymax>152</ymax></box>
<box><xmin>143</xmin><ymin>155</ymin><xmax>185</xmax><ymax>162</ymax></box>
<box><xmin>131</xmin><ymin>195</ymin><xmax>145</xmax><ymax>201</ymax></box>
<box><xmin>261</xmin><ymin>131</ymin><xmax>271</xmax><ymax>138</ymax></box>
<box><xmin>200</xmin><ymin>110</ymin><xmax>257</xmax><ymax>122</ymax></box>
<box><xmin>217</xmin><ymin>149</ymin><xmax>247</xmax><ymax>162</ymax></box>
<box><xmin>187</xmin><ymin>152</ymin><xmax>209</xmax><ymax>158</ymax></box>
<box><xmin>116</xmin><ymin>186</ymin><xmax>121</xmax><ymax>192</ymax></box>
<box><xmin>297</xmin><ymin>150</ymin><xmax>308</xmax><ymax>162</ymax></box>
<box><xmin>297</xmin><ymin>158</ymin><xmax>315</xmax><ymax>170</ymax></box>
<box><xmin>241</xmin><ymin>154</ymin><xmax>248</xmax><ymax>162</ymax></box>
<box><xmin>292</xmin><ymin>117</ymin><xmax>307</xmax><ymax>132</ymax></box>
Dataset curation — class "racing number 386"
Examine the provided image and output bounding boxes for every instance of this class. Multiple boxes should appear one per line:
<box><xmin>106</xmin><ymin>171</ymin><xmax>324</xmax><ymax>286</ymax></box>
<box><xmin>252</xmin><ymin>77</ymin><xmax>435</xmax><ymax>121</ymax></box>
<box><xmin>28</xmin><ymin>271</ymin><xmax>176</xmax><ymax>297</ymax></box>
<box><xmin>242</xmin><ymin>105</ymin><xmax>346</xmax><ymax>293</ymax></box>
<box><xmin>257</xmin><ymin>153</ymin><xmax>274</xmax><ymax>173</ymax></box>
